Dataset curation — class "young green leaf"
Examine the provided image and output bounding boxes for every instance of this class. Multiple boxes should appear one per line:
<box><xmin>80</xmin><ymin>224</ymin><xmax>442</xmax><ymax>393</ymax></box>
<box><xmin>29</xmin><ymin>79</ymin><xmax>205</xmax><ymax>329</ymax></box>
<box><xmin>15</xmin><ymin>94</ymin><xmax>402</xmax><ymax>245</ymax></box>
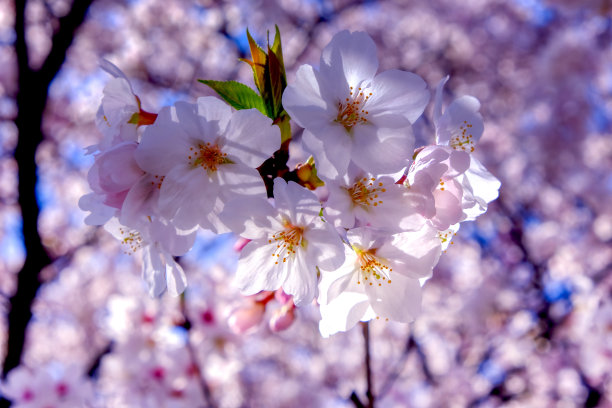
<box><xmin>198</xmin><ymin>80</ymin><xmax>267</xmax><ymax>116</ymax></box>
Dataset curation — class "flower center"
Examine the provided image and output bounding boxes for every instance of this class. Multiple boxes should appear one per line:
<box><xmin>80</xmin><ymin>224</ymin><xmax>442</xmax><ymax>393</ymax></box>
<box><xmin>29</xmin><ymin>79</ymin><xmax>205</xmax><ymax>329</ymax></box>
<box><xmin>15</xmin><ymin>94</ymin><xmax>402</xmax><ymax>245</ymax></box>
<box><xmin>335</xmin><ymin>86</ymin><xmax>372</xmax><ymax>131</ymax></box>
<box><xmin>450</xmin><ymin>120</ymin><xmax>475</xmax><ymax>152</ymax></box>
<box><xmin>188</xmin><ymin>142</ymin><xmax>231</xmax><ymax>172</ymax></box>
<box><xmin>347</xmin><ymin>177</ymin><xmax>386</xmax><ymax>208</ymax></box>
<box><xmin>118</xmin><ymin>227</ymin><xmax>143</xmax><ymax>254</ymax></box>
<box><xmin>354</xmin><ymin>247</ymin><xmax>392</xmax><ymax>287</ymax></box>
<box><xmin>269</xmin><ymin>224</ymin><xmax>305</xmax><ymax>265</ymax></box>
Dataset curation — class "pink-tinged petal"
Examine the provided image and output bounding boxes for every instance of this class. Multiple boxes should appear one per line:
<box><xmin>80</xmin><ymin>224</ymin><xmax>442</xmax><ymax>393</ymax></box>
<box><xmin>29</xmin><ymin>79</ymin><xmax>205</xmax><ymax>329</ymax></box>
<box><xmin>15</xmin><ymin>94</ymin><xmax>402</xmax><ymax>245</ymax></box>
<box><xmin>119</xmin><ymin>174</ymin><xmax>160</xmax><ymax>227</ymax></box>
<box><xmin>100</xmin><ymin>59</ymin><xmax>132</xmax><ymax>85</ymax></box>
<box><xmin>142</xmin><ymin>246</ymin><xmax>167</xmax><ymax>297</ymax></box>
<box><xmin>235</xmin><ymin>239</ymin><xmax>288</xmax><ymax>295</ymax></box>
<box><xmin>219</xmin><ymin>196</ymin><xmax>275</xmax><ymax>239</ymax></box>
<box><xmin>78</xmin><ymin>193</ymin><xmax>116</xmax><ymax>226</ymax></box>
<box><xmin>273</xmin><ymin>179</ymin><xmax>321</xmax><ymax>226</ymax></box>
<box><xmin>303</xmin><ymin>221</ymin><xmax>345</xmax><ymax>272</ymax></box>
<box><xmin>165</xmin><ymin>258</ymin><xmax>187</xmax><ymax>296</ymax></box>
<box><xmin>94</xmin><ymin>142</ymin><xmax>144</xmax><ymax>194</ymax></box>
<box><xmin>320</xmin><ymin>31</ymin><xmax>379</xmax><ymax>87</ymax></box>
<box><xmin>174</xmin><ymin>101</ymin><xmax>221</xmax><ymax>144</ymax></box>
<box><xmin>352</xmin><ymin>126</ymin><xmax>413</xmax><ymax>175</ymax></box>
<box><xmin>366</xmin><ymin>69</ymin><xmax>429</xmax><ymax>124</ymax></box>
<box><xmin>281</xmin><ymin>249</ymin><xmax>319</xmax><ymax>306</ymax></box>
<box><xmin>135</xmin><ymin>107</ymin><xmax>193</xmax><ymax>175</ymax></box>
<box><xmin>431</xmin><ymin>186</ymin><xmax>464</xmax><ymax>231</ymax></box>
<box><xmin>377</xmin><ymin>228</ymin><xmax>441</xmax><ymax>280</ymax></box>
<box><xmin>449</xmin><ymin>150</ymin><xmax>471</xmax><ymax>176</ymax></box>
<box><xmin>223</xmin><ymin>109</ymin><xmax>280</xmax><ymax>167</ymax></box>
<box><xmin>282</xmin><ymin>65</ymin><xmax>333</xmax><ymax>131</ymax></box>
<box><xmin>159</xmin><ymin>165</ymin><xmax>217</xmax><ymax>231</ymax></box>
<box><xmin>319</xmin><ymin>292</ymin><xmax>371</xmax><ymax>337</ymax></box>
<box><xmin>365</xmin><ymin>272</ymin><xmax>422</xmax><ymax>322</ymax></box>
<box><xmin>302</xmin><ymin>127</ymin><xmax>352</xmax><ymax>180</ymax></box>
<box><xmin>216</xmin><ymin>163</ymin><xmax>267</xmax><ymax>199</ymax></box>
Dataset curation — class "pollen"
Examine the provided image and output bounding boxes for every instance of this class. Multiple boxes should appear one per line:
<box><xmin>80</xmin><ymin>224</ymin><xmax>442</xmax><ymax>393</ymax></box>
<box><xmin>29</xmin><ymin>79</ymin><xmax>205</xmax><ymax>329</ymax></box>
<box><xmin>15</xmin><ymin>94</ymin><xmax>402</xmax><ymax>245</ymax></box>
<box><xmin>190</xmin><ymin>142</ymin><xmax>230</xmax><ymax>172</ymax></box>
<box><xmin>450</xmin><ymin>121</ymin><xmax>475</xmax><ymax>152</ymax></box>
<box><xmin>335</xmin><ymin>88</ymin><xmax>372</xmax><ymax>131</ymax></box>
<box><xmin>347</xmin><ymin>177</ymin><xmax>385</xmax><ymax>209</ymax></box>
<box><xmin>270</xmin><ymin>224</ymin><xmax>304</xmax><ymax>265</ymax></box>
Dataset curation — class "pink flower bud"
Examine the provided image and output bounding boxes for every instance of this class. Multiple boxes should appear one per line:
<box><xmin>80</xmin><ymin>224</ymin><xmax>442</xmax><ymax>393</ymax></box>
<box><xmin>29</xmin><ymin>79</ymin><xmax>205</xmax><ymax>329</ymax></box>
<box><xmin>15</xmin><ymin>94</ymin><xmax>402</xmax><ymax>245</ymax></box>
<box><xmin>269</xmin><ymin>305</ymin><xmax>295</xmax><ymax>332</ymax></box>
<box><xmin>274</xmin><ymin>289</ymin><xmax>293</xmax><ymax>305</ymax></box>
<box><xmin>228</xmin><ymin>302</ymin><xmax>265</xmax><ymax>334</ymax></box>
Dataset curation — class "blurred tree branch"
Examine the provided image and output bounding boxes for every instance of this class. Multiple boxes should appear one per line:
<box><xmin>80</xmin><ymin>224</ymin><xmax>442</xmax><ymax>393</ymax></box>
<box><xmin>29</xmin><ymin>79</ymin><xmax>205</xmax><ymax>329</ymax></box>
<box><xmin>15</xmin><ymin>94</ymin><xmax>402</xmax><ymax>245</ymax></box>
<box><xmin>2</xmin><ymin>0</ymin><xmax>95</xmax><ymax>394</ymax></box>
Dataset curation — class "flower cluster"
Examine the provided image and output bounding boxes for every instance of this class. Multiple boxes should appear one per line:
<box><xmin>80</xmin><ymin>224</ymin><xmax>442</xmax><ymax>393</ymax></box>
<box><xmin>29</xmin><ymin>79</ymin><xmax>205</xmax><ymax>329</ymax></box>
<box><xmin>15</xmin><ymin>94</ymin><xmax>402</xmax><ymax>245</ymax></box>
<box><xmin>80</xmin><ymin>30</ymin><xmax>500</xmax><ymax>337</ymax></box>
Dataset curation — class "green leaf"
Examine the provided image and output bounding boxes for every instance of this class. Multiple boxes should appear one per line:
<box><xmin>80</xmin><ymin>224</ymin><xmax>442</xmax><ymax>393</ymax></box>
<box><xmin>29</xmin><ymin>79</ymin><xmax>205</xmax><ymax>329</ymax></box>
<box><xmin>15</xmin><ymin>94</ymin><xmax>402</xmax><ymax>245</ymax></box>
<box><xmin>198</xmin><ymin>80</ymin><xmax>267</xmax><ymax>116</ymax></box>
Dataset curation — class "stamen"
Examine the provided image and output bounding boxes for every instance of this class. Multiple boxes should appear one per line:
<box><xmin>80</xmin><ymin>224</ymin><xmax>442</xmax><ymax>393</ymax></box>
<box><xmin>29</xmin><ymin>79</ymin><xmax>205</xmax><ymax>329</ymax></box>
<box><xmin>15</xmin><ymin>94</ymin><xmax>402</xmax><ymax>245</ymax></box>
<box><xmin>450</xmin><ymin>120</ymin><xmax>475</xmax><ymax>152</ymax></box>
<box><xmin>354</xmin><ymin>247</ymin><xmax>392</xmax><ymax>285</ymax></box>
<box><xmin>347</xmin><ymin>177</ymin><xmax>385</xmax><ymax>209</ymax></box>
<box><xmin>335</xmin><ymin>88</ymin><xmax>372</xmax><ymax>131</ymax></box>
<box><xmin>190</xmin><ymin>142</ymin><xmax>231</xmax><ymax>172</ymax></box>
<box><xmin>269</xmin><ymin>224</ymin><xmax>304</xmax><ymax>265</ymax></box>
<box><xmin>118</xmin><ymin>227</ymin><xmax>143</xmax><ymax>254</ymax></box>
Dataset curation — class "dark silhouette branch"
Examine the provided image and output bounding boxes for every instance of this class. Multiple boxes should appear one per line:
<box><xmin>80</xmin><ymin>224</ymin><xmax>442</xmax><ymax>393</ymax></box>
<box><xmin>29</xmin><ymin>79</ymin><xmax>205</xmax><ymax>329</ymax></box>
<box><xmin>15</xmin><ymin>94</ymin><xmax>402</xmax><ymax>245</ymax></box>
<box><xmin>2</xmin><ymin>0</ymin><xmax>95</xmax><ymax>393</ymax></box>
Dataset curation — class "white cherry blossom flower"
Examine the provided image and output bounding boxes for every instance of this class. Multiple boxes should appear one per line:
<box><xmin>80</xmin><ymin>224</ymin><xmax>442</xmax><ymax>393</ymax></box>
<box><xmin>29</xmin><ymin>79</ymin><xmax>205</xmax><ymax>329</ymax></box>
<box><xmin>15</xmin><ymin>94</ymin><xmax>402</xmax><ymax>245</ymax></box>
<box><xmin>220</xmin><ymin>178</ymin><xmax>345</xmax><ymax>306</ymax></box>
<box><xmin>433</xmin><ymin>76</ymin><xmax>501</xmax><ymax>221</ymax></box>
<box><xmin>282</xmin><ymin>30</ymin><xmax>430</xmax><ymax>179</ymax></box>
<box><xmin>90</xmin><ymin>59</ymin><xmax>156</xmax><ymax>154</ymax></box>
<box><xmin>135</xmin><ymin>97</ymin><xmax>280</xmax><ymax>232</ymax></box>
<box><xmin>318</xmin><ymin>226</ymin><xmax>441</xmax><ymax>337</ymax></box>
<box><xmin>323</xmin><ymin>164</ymin><xmax>427</xmax><ymax>232</ymax></box>
<box><xmin>105</xmin><ymin>217</ymin><xmax>196</xmax><ymax>296</ymax></box>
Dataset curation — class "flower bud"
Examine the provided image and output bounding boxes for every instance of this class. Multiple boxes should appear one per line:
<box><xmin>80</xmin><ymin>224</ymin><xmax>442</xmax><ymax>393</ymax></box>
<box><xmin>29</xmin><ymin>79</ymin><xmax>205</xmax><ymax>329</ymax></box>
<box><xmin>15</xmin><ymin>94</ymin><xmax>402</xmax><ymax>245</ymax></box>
<box><xmin>269</xmin><ymin>305</ymin><xmax>295</xmax><ymax>332</ymax></box>
<box><xmin>228</xmin><ymin>302</ymin><xmax>265</xmax><ymax>334</ymax></box>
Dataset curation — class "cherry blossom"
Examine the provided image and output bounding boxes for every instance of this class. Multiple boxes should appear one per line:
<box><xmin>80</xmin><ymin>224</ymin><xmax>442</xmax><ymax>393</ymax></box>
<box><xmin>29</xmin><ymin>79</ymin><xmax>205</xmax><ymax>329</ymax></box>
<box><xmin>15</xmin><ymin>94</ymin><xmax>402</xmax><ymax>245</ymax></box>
<box><xmin>282</xmin><ymin>30</ymin><xmax>429</xmax><ymax>178</ymax></box>
<box><xmin>318</xmin><ymin>226</ymin><xmax>441</xmax><ymax>337</ymax></box>
<box><xmin>220</xmin><ymin>178</ymin><xmax>345</xmax><ymax>306</ymax></box>
<box><xmin>135</xmin><ymin>97</ymin><xmax>280</xmax><ymax>232</ymax></box>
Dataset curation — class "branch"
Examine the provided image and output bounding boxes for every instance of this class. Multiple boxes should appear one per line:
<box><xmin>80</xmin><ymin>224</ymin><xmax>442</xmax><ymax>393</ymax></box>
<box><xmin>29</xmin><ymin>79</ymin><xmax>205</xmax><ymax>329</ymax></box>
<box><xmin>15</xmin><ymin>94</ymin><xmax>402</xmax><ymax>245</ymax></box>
<box><xmin>350</xmin><ymin>322</ymin><xmax>375</xmax><ymax>408</ymax></box>
<box><xmin>2</xmin><ymin>0</ymin><xmax>95</xmax><ymax>385</ymax></box>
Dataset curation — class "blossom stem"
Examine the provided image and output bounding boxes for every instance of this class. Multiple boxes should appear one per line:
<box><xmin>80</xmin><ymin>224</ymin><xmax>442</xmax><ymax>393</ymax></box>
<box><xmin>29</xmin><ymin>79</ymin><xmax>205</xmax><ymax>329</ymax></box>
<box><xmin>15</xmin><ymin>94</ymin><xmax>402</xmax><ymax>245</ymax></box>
<box><xmin>179</xmin><ymin>294</ymin><xmax>217</xmax><ymax>408</ymax></box>
<box><xmin>362</xmin><ymin>321</ymin><xmax>375</xmax><ymax>408</ymax></box>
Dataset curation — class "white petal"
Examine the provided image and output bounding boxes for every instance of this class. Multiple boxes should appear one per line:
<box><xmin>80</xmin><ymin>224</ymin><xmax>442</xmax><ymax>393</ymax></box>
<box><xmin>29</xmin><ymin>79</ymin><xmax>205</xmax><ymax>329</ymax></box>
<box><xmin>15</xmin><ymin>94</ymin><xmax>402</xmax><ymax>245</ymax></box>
<box><xmin>433</xmin><ymin>75</ymin><xmax>450</xmax><ymax>127</ymax></box>
<box><xmin>282</xmin><ymin>65</ymin><xmax>333</xmax><ymax>131</ymax></box>
<box><xmin>304</xmin><ymin>221</ymin><xmax>345</xmax><ymax>272</ymax></box>
<box><xmin>281</xmin><ymin>249</ymin><xmax>318</xmax><ymax>307</ymax></box>
<box><xmin>319</xmin><ymin>291</ymin><xmax>371</xmax><ymax>337</ymax></box>
<box><xmin>235</xmin><ymin>239</ymin><xmax>288</xmax><ymax>295</ymax></box>
<box><xmin>223</xmin><ymin>109</ymin><xmax>280</xmax><ymax>168</ymax></box>
<box><xmin>216</xmin><ymin>163</ymin><xmax>267</xmax><ymax>199</ymax></box>
<box><xmin>196</xmin><ymin>96</ymin><xmax>232</xmax><ymax>130</ymax></box>
<box><xmin>78</xmin><ymin>193</ymin><xmax>116</xmax><ymax>226</ymax></box>
<box><xmin>352</xmin><ymin>126</ymin><xmax>413</xmax><ymax>175</ymax></box>
<box><xmin>302</xmin><ymin>128</ymin><xmax>351</xmax><ymax>180</ymax></box>
<box><xmin>366</xmin><ymin>69</ymin><xmax>430</xmax><ymax>124</ymax></box>
<box><xmin>273</xmin><ymin>179</ymin><xmax>321</xmax><ymax>226</ymax></box>
<box><xmin>219</xmin><ymin>196</ymin><xmax>275</xmax><ymax>238</ymax></box>
<box><xmin>320</xmin><ymin>31</ymin><xmax>379</xmax><ymax>87</ymax></box>
<box><xmin>150</xmin><ymin>217</ymin><xmax>196</xmax><ymax>256</ymax></box>
<box><xmin>142</xmin><ymin>246</ymin><xmax>167</xmax><ymax>297</ymax></box>
<box><xmin>159</xmin><ymin>165</ymin><xmax>217</xmax><ymax>230</ymax></box>
<box><xmin>165</xmin><ymin>258</ymin><xmax>187</xmax><ymax>296</ymax></box>
<box><xmin>135</xmin><ymin>106</ymin><xmax>193</xmax><ymax>175</ymax></box>
<box><xmin>365</xmin><ymin>272</ymin><xmax>422</xmax><ymax>322</ymax></box>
